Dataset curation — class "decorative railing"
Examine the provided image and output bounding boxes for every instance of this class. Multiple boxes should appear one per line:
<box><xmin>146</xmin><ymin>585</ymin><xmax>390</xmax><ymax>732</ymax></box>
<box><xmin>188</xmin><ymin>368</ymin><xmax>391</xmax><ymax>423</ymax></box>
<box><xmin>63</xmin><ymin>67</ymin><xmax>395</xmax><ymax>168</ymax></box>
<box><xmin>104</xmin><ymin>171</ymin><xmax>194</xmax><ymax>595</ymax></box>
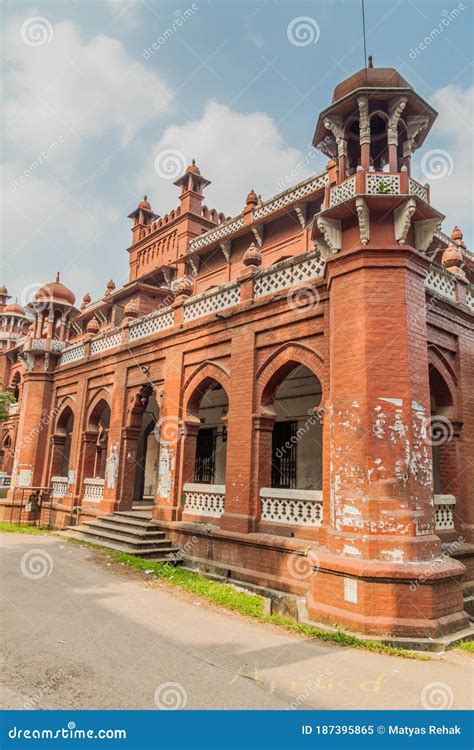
<box><xmin>466</xmin><ymin>287</ymin><xmax>474</xmax><ymax>312</ymax></box>
<box><xmin>189</xmin><ymin>216</ymin><xmax>245</xmax><ymax>252</ymax></box>
<box><xmin>51</xmin><ymin>476</ymin><xmax>68</xmax><ymax>499</ymax></box>
<box><xmin>8</xmin><ymin>402</ymin><xmax>19</xmax><ymax>416</ymax></box>
<box><xmin>408</xmin><ymin>178</ymin><xmax>428</xmax><ymax>202</ymax></box>
<box><xmin>254</xmin><ymin>250</ymin><xmax>325</xmax><ymax>299</ymax></box>
<box><xmin>253</xmin><ymin>172</ymin><xmax>328</xmax><ymax>221</ymax></box>
<box><xmin>365</xmin><ymin>173</ymin><xmax>400</xmax><ymax>195</ymax></box>
<box><xmin>90</xmin><ymin>329</ymin><xmax>122</xmax><ymax>354</ymax></box>
<box><xmin>128</xmin><ymin>307</ymin><xmax>174</xmax><ymax>342</ymax></box>
<box><xmin>31</xmin><ymin>339</ymin><xmax>46</xmax><ymax>350</ymax></box>
<box><xmin>59</xmin><ymin>343</ymin><xmax>85</xmax><ymax>366</ymax></box>
<box><xmin>434</xmin><ymin>494</ymin><xmax>455</xmax><ymax>531</ymax></box>
<box><xmin>50</xmin><ymin>340</ymin><xmax>66</xmax><ymax>352</ymax></box>
<box><xmin>82</xmin><ymin>478</ymin><xmax>104</xmax><ymax>503</ymax></box>
<box><xmin>329</xmin><ymin>175</ymin><xmax>356</xmax><ymax>207</ymax></box>
<box><xmin>183</xmin><ymin>282</ymin><xmax>240</xmax><ymax>322</ymax></box>
<box><xmin>183</xmin><ymin>483</ymin><xmax>225</xmax><ymax>517</ymax></box>
<box><xmin>425</xmin><ymin>265</ymin><xmax>456</xmax><ymax>302</ymax></box>
<box><xmin>260</xmin><ymin>488</ymin><xmax>323</xmax><ymax>526</ymax></box>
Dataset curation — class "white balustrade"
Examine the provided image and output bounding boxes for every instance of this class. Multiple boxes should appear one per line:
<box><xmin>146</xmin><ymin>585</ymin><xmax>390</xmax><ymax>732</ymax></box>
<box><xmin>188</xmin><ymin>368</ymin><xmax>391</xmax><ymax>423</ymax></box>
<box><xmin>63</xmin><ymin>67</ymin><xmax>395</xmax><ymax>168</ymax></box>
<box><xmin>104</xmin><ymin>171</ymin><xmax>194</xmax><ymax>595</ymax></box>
<box><xmin>254</xmin><ymin>250</ymin><xmax>325</xmax><ymax>299</ymax></box>
<box><xmin>128</xmin><ymin>307</ymin><xmax>174</xmax><ymax>342</ymax></box>
<box><xmin>366</xmin><ymin>173</ymin><xmax>400</xmax><ymax>195</ymax></box>
<box><xmin>253</xmin><ymin>172</ymin><xmax>328</xmax><ymax>220</ymax></box>
<box><xmin>51</xmin><ymin>476</ymin><xmax>68</xmax><ymax>499</ymax></box>
<box><xmin>90</xmin><ymin>329</ymin><xmax>122</xmax><ymax>354</ymax></box>
<box><xmin>59</xmin><ymin>343</ymin><xmax>85</xmax><ymax>366</ymax></box>
<box><xmin>329</xmin><ymin>175</ymin><xmax>356</xmax><ymax>207</ymax></box>
<box><xmin>425</xmin><ymin>266</ymin><xmax>456</xmax><ymax>302</ymax></box>
<box><xmin>82</xmin><ymin>478</ymin><xmax>105</xmax><ymax>503</ymax></box>
<box><xmin>434</xmin><ymin>494</ymin><xmax>455</xmax><ymax>531</ymax></box>
<box><xmin>408</xmin><ymin>178</ymin><xmax>428</xmax><ymax>202</ymax></box>
<box><xmin>260</xmin><ymin>488</ymin><xmax>323</xmax><ymax>526</ymax></box>
<box><xmin>183</xmin><ymin>282</ymin><xmax>240</xmax><ymax>321</ymax></box>
<box><xmin>189</xmin><ymin>217</ymin><xmax>245</xmax><ymax>252</ymax></box>
<box><xmin>183</xmin><ymin>483</ymin><xmax>225</xmax><ymax>517</ymax></box>
<box><xmin>466</xmin><ymin>287</ymin><xmax>474</xmax><ymax>312</ymax></box>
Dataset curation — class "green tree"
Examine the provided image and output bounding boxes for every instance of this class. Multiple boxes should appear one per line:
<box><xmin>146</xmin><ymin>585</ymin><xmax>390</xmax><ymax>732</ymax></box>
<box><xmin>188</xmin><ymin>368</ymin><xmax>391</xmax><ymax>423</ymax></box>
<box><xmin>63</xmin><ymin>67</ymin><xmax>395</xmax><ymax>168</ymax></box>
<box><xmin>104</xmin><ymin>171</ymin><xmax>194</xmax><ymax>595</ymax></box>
<box><xmin>0</xmin><ymin>384</ymin><xmax>15</xmax><ymax>422</ymax></box>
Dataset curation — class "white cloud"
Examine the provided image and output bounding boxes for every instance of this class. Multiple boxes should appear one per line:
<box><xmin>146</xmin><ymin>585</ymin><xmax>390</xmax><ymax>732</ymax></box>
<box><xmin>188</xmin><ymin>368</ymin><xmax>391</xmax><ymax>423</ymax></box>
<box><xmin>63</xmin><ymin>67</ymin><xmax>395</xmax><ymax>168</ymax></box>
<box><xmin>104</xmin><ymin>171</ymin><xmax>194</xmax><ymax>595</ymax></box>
<box><xmin>3</xmin><ymin>16</ymin><xmax>172</xmax><ymax>159</ymax></box>
<box><xmin>138</xmin><ymin>100</ymin><xmax>325</xmax><ymax>217</ymax></box>
<box><xmin>413</xmin><ymin>84</ymin><xmax>473</xmax><ymax>242</ymax></box>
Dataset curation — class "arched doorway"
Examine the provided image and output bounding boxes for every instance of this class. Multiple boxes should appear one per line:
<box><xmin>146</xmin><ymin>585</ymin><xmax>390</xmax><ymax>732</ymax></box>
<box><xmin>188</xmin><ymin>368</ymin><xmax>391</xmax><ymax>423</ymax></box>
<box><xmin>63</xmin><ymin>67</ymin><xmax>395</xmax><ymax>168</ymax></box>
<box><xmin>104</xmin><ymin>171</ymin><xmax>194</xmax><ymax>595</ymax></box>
<box><xmin>182</xmin><ymin>376</ymin><xmax>229</xmax><ymax>520</ymax></box>
<box><xmin>133</xmin><ymin>391</ymin><xmax>159</xmax><ymax>503</ymax></box>
<box><xmin>81</xmin><ymin>398</ymin><xmax>111</xmax><ymax>504</ymax></box>
<box><xmin>52</xmin><ymin>405</ymin><xmax>74</xmax><ymax>477</ymax></box>
<box><xmin>259</xmin><ymin>362</ymin><xmax>324</xmax><ymax>532</ymax></box>
<box><xmin>428</xmin><ymin>364</ymin><xmax>457</xmax><ymax>534</ymax></box>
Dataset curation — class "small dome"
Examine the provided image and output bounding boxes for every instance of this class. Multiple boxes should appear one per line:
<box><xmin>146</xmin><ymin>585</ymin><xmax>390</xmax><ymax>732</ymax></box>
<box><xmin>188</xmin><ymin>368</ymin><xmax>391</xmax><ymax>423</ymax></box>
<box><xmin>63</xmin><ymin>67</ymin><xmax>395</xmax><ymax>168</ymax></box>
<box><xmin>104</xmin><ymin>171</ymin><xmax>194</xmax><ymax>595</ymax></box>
<box><xmin>243</xmin><ymin>242</ymin><xmax>262</xmax><ymax>267</ymax></box>
<box><xmin>451</xmin><ymin>225</ymin><xmax>464</xmax><ymax>245</ymax></box>
<box><xmin>35</xmin><ymin>273</ymin><xmax>75</xmax><ymax>306</ymax></box>
<box><xmin>246</xmin><ymin>189</ymin><xmax>258</xmax><ymax>207</ymax></box>
<box><xmin>186</xmin><ymin>159</ymin><xmax>200</xmax><ymax>175</ymax></box>
<box><xmin>332</xmin><ymin>66</ymin><xmax>412</xmax><ymax>103</ymax></box>
<box><xmin>3</xmin><ymin>302</ymin><xmax>25</xmax><ymax>316</ymax></box>
<box><xmin>175</xmin><ymin>276</ymin><xmax>194</xmax><ymax>297</ymax></box>
<box><xmin>138</xmin><ymin>195</ymin><xmax>151</xmax><ymax>210</ymax></box>
<box><xmin>123</xmin><ymin>299</ymin><xmax>138</xmax><ymax>319</ymax></box>
<box><xmin>0</xmin><ymin>285</ymin><xmax>8</xmax><ymax>295</ymax></box>
<box><xmin>441</xmin><ymin>243</ymin><xmax>463</xmax><ymax>269</ymax></box>
<box><xmin>86</xmin><ymin>317</ymin><xmax>100</xmax><ymax>334</ymax></box>
<box><xmin>105</xmin><ymin>279</ymin><xmax>116</xmax><ymax>296</ymax></box>
<box><xmin>80</xmin><ymin>292</ymin><xmax>91</xmax><ymax>310</ymax></box>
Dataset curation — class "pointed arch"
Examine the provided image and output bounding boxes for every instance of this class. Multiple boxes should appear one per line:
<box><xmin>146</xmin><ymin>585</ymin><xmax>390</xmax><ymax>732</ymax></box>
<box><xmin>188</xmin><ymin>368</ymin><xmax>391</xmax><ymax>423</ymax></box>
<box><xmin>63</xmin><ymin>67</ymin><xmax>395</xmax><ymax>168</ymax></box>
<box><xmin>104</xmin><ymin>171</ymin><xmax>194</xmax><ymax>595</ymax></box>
<box><xmin>183</xmin><ymin>361</ymin><xmax>230</xmax><ymax>417</ymax></box>
<box><xmin>256</xmin><ymin>343</ymin><xmax>324</xmax><ymax>408</ymax></box>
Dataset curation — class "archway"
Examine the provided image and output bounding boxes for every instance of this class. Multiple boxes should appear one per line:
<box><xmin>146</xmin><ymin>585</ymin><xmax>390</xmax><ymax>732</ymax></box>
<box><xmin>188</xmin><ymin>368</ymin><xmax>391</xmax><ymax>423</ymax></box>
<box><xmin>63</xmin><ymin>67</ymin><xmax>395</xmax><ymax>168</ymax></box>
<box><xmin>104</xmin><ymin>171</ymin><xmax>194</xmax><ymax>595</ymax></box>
<box><xmin>133</xmin><ymin>391</ymin><xmax>160</xmax><ymax>503</ymax></box>
<box><xmin>188</xmin><ymin>381</ymin><xmax>228</xmax><ymax>486</ymax></box>
<box><xmin>0</xmin><ymin>434</ymin><xmax>12</xmax><ymax>473</ymax></box>
<box><xmin>369</xmin><ymin>112</ymin><xmax>389</xmax><ymax>171</ymax></box>
<box><xmin>52</xmin><ymin>405</ymin><xmax>74</xmax><ymax>478</ymax></box>
<box><xmin>428</xmin><ymin>365</ymin><xmax>455</xmax><ymax>496</ymax></box>
<box><xmin>87</xmin><ymin>398</ymin><xmax>111</xmax><ymax>479</ymax></box>
<box><xmin>268</xmin><ymin>365</ymin><xmax>323</xmax><ymax>491</ymax></box>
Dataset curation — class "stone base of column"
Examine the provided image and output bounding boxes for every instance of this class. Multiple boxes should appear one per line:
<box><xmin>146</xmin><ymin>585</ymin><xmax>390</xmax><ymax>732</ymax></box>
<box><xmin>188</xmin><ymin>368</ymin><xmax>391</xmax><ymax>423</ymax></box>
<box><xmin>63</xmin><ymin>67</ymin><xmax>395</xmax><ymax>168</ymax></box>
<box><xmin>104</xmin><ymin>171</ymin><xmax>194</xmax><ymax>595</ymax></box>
<box><xmin>153</xmin><ymin>504</ymin><xmax>181</xmax><ymax>522</ymax></box>
<box><xmin>220</xmin><ymin>512</ymin><xmax>257</xmax><ymax>533</ymax></box>
<box><xmin>98</xmin><ymin>499</ymin><xmax>117</xmax><ymax>515</ymax></box>
<box><xmin>306</xmin><ymin>551</ymin><xmax>469</xmax><ymax>637</ymax></box>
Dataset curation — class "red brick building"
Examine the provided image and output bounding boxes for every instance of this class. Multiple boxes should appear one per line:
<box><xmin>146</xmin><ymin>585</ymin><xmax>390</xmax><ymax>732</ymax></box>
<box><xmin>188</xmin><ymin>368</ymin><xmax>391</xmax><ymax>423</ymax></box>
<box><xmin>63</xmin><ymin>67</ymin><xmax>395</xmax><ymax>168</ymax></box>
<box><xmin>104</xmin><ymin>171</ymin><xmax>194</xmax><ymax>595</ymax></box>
<box><xmin>1</xmin><ymin>66</ymin><xmax>473</xmax><ymax>641</ymax></box>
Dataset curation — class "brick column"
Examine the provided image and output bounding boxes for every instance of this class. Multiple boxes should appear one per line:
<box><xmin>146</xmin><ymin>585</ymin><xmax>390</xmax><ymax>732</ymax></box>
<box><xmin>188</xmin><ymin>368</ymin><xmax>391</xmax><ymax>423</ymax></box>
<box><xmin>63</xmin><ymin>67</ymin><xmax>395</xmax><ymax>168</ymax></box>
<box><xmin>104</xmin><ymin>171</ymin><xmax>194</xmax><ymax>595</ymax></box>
<box><xmin>153</xmin><ymin>349</ymin><xmax>184</xmax><ymax>522</ymax></box>
<box><xmin>220</xmin><ymin>329</ymin><xmax>256</xmax><ymax>533</ymax></box>
<box><xmin>251</xmin><ymin>413</ymin><xmax>275</xmax><ymax>527</ymax></box>
<box><xmin>99</xmin><ymin>365</ymin><xmax>128</xmax><ymax>514</ymax></box>
<box><xmin>8</xmin><ymin>371</ymin><xmax>54</xmax><ymax>493</ymax></box>
<box><xmin>307</xmin><ymin>246</ymin><xmax>468</xmax><ymax>637</ymax></box>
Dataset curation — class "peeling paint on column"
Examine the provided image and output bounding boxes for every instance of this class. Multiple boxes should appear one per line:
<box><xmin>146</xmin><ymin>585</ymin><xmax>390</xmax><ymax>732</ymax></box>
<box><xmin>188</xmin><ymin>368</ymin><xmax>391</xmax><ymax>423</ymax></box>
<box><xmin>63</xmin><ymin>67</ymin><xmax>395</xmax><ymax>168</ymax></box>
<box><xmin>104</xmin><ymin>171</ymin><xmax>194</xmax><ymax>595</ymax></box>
<box><xmin>380</xmin><ymin>548</ymin><xmax>404</xmax><ymax>562</ymax></box>
<box><xmin>105</xmin><ymin>444</ymin><xmax>119</xmax><ymax>489</ymax></box>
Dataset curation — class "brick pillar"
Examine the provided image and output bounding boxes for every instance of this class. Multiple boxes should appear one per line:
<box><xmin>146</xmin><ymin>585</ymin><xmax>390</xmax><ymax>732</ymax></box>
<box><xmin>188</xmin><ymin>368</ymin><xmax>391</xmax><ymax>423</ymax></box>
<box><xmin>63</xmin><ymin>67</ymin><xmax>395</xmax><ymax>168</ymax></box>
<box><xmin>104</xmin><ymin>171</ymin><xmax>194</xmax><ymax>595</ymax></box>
<box><xmin>153</xmin><ymin>349</ymin><xmax>184</xmax><ymax>522</ymax></box>
<box><xmin>8</xmin><ymin>371</ymin><xmax>54</xmax><ymax>492</ymax></box>
<box><xmin>220</xmin><ymin>329</ymin><xmax>256</xmax><ymax>533</ymax></box>
<box><xmin>78</xmin><ymin>431</ymin><xmax>96</xmax><ymax>501</ymax></box>
<box><xmin>307</xmin><ymin>246</ymin><xmax>468</xmax><ymax>637</ymax></box>
<box><xmin>116</xmin><ymin>426</ymin><xmax>141</xmax><ymax>511</ymax></box>
<box><xmin>49</xmin><ymin>435</ymin><xmax>66</xmax><ymax>478</ymax></box>
<box><xmin>457</xmin><ymin>330</ymin><xmax>474</xmax><ymax>543</ymax></box>
<box><xmin>100</xmin><ymin>366</ymin><xmax>128</xmax><ymax>514</ymax></box>
<box><xmin>251</xmin><ymin>414</ymin><xmax>275</xmax><ymax>526</ymax></box>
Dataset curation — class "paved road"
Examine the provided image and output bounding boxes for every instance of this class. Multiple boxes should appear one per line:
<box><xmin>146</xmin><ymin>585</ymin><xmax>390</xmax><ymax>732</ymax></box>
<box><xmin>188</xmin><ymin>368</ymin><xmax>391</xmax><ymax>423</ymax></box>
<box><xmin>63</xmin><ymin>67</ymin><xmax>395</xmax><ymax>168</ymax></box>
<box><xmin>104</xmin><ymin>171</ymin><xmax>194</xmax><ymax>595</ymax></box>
<box><xmin>0</xmin><ymin>533</ymin><xmax>471</xmax><ymax>710</ymax></box>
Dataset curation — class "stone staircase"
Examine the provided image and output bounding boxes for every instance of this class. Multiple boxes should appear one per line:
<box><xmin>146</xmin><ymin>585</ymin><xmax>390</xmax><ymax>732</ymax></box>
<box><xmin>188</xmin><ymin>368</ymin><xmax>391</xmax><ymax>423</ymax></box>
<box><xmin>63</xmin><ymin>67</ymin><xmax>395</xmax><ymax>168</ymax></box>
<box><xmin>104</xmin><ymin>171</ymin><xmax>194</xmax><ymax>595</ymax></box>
<box><xmin>63</xmin><ymin>509</ymin><xmax>182</xmax><ymax>562</ymax></box>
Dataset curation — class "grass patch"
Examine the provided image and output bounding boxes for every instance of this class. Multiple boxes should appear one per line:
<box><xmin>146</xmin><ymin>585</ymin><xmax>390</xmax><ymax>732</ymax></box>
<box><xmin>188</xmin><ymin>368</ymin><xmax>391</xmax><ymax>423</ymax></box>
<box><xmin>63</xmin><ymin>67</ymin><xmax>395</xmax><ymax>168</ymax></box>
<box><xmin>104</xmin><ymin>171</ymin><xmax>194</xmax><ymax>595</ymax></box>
<box><xmin>454</xmin><ymin>640</ymin><xmax>474</xmax><ymax>654</ymax></box>
<box><xmin>0</xmin><ymin>521</ymin><xmax>49</xmax><ymax>535</ymax></box>
<box><xmin>68</xmin><ymin>538</ymin><xmax>425</xmax><ymax>659</ymax></box>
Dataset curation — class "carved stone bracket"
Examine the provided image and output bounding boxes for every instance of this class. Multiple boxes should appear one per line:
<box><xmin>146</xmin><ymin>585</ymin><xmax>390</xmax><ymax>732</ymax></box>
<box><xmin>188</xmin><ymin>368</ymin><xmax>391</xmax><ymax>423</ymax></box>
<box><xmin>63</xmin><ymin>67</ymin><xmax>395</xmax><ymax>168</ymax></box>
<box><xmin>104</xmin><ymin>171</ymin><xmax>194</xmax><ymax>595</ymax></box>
<box><xmin>187</xmin><ymin>256</ymin><xmax>199</xmax><ymax>277</ymax></box>
<box><xmin>251</xmin><ymin>224</ymin><xmax>264</xmax><ymax>247</ymax></box>
<box><xmin>220</xmin><ymin>240</ymin><xmax>231</xmax><ymax>262</ymax></box>
<box><xmin>316</xmin><ymin>216</ymin><xmax>342</xmax><ymax>254</ymax></box>
<box><xmin>414</xmin><ymin>219</ymin><xmax>441</xmax><ymax>253</ymax></box>
<box><xmin>387</xmin><ymin>96</ymin><xmax>408</xmax><ymax>146</ymax></box>
<box><xmin>394</xmin><ymin>198</ymin><xmax>416</xmax><ymax>245</ymax></box>
<box><xmin>403</xmin><ymin>115</ymin><xmax>429</xmax><ymax>157</ymax></box>
<box><xmin>323</xmin><ymin>116</ymin><xmax>347</xmax><ymax>157</ymax></box>
<box><xmin>355</xmin><ymin>197</ymin><xmax>370</xmax><ymax>245</ymax></box>
<box><xmin>294</xmin><ymin>203</ymin><xmax>307</xmax><ymax>229</ymax></box>
<box><xmin>317</xmin><ymin>135</ymin><xmax>338</xmax><ymax>159</ymax></box>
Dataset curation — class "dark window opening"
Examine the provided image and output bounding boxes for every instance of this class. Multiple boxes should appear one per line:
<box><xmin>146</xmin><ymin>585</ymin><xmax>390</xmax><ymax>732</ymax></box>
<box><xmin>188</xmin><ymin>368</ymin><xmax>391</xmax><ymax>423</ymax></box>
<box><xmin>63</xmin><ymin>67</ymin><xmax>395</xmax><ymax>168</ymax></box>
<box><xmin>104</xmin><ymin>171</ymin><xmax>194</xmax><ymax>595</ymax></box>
<box><xmin>271</xmin><ymin>421</ymin><xmax>297</xmax><ymax>489</ymax></box>
<box><xmin>194</xmin><ymin>427</ymin><xmax>217</xmax><ymax>484</ymax></box>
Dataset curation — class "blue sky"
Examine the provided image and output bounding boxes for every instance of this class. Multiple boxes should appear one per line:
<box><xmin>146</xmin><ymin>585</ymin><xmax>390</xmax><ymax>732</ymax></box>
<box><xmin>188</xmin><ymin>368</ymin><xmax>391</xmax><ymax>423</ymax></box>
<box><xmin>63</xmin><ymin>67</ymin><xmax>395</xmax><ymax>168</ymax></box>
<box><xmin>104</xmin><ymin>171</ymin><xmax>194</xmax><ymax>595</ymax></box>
<box><xmin>2</xmin><ymin>0</ymin><xmax>472</xmax><ymax>304</ymax></box>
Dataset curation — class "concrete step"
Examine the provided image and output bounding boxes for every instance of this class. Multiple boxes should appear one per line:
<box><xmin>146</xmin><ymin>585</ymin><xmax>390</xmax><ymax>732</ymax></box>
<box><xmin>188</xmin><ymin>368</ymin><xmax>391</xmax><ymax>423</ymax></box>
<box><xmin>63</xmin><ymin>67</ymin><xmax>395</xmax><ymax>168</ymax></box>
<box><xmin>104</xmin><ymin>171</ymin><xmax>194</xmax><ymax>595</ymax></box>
<box><xmin>113</xmin><ymin>510</ymin><xmax>154</xmax><ymax>522</ymax></box>
<box><xmin>85</xmin><ymin>519</ymin><xmax>166</xmax><ymax>539</ymax></box>
<box><xmin>101</xmin><ymin>513</ymin><xmax>156</xmax><ymax>529</ymax></box>
<box><xmin>72</xmin><ymin>525</ymin><xmax>173</xmax><ymax>550</ymax></box>
<box><xmin>64</xmin><ymin>529</ymin><xmax>180</xmax><ymax>559</ymax></box>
